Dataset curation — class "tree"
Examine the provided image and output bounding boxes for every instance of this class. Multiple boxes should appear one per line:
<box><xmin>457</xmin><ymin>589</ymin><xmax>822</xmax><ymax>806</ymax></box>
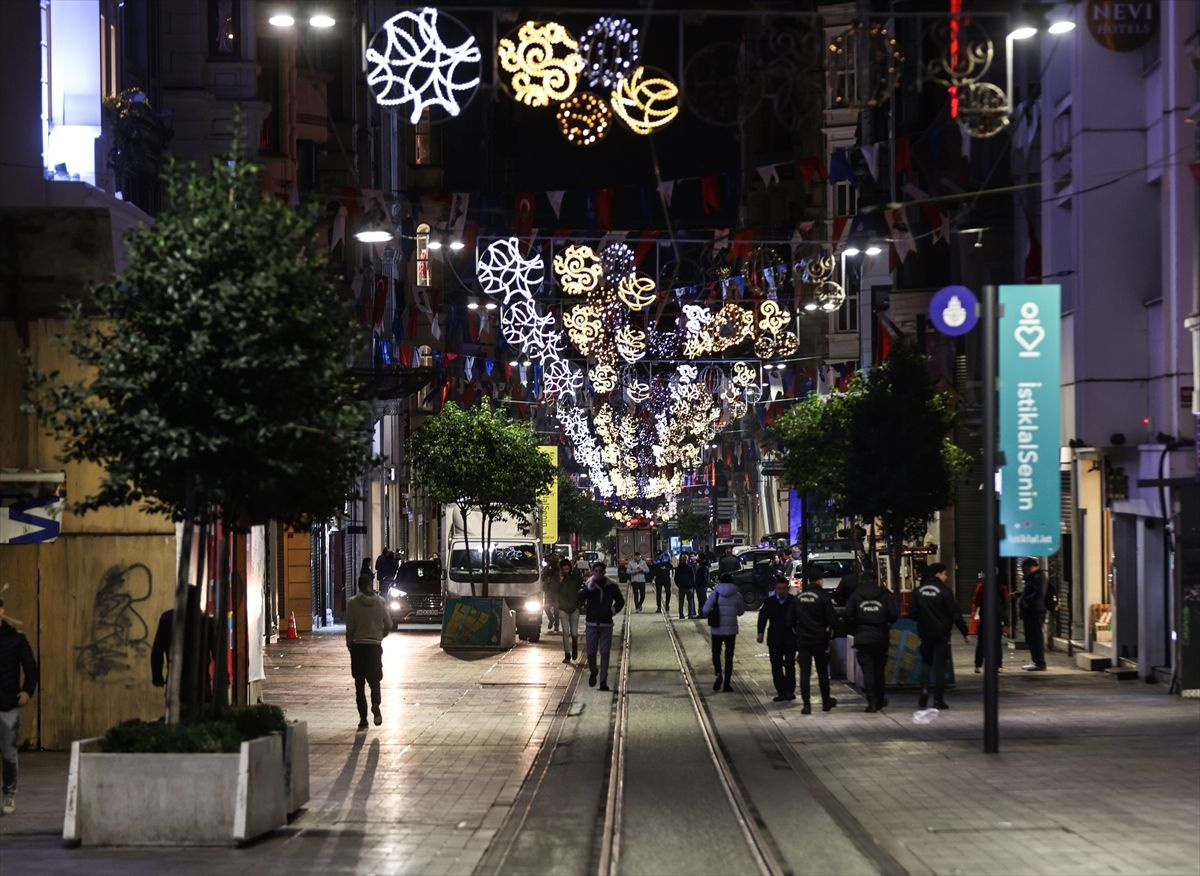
<box><xmin>406</xmin><ymin>403</ymin><xmax>556</xmax><ymax>596</ymax></box>
<box><xmin>673</xmin><ymin>504</ymin><xmax>712</xmax><ymax>548</ymax></box>
<box><xmin>557</xmin><ymin>473</ymin><xmax>612</xmax><ymax>546</ymax></box>
<box><xmin>24</xmin><ymin>145</ymin><xmax>375</xmax><ymax>722</ymax></box>
<box><xmin>771</xmin><ymin>387</ymin><xmax>856</xmax><ymax>569</ymax></box>
<box><xmin>841</xmin><ymin>339</ymin><xmax>970</xmax><ymax>590</ymax></box>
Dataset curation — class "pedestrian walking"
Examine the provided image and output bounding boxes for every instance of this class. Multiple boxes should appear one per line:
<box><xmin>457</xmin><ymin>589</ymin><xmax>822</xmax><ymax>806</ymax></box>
<box><xmin>694</xmin><ymin>552</ymin><xmax>710</xmax><ymax>608</ymax></box>
<box><xmin>908</xmin><ymin>563</ymin><xmax>969</xmax><ymax>710</ymax></box>
<box><xmin>971</xmin><ymin>572</ymin><xmax>1010</xmax><ymax>672</ymax></box>
<box><xmin>717</xmin><ymin>547</ymin><xmax>740</xmax><ymax>582</ymax></box>
<box><xmin>702</xmin><ymin>578</ymin><xmax>745</xmax><ymax>692</ymax></box>
<box><xmin>653</xmin><ymin>559</ymin><xmax>672</xmax><ymax>613</ymax></box>
<box><xmin>757</xmin><ymin>577</ymin><xmax>799</xmax><ymax>702</ymax></box>
<box><xmin>0</xmin><ymin>597</ymin><xmax>38</xmax><ymax>815</ymax></box>
<box><xmin>674</xmin><ymin>556</ymin><xmax>697</xmax><ymax>618</ymax></box>
<box><xmin>626</xmin><ymin>552</ymin><xmax>649</xmax><ymax>613</ymax></box>
<box><xmin>542</xmin><ymin>555</ymin><xmax>561</xmax><ymax>633</ymax></box>
<box><xmin>1018</xmin><ymin>557</ymin><xmax>1048</xmax><ymax>671</ymax></box>
<box><xmin>578</xmin><ymin>563</ymin><xmax>625</xmax><ymax>691</ymax></box>
<box><xmin>555</xmin><ymin>558</ymin><xmax>584</xmax><ymax>664</ymax></box>
<box><xmin>846</xmin><ymin>571</ymin><xmax>898</xmax><ymax>713</ymax></box>
<box><xmin>357</xmin><ymin>558</ymin><xmax>375</xmax><ymax>594</ymax></box>
<box><xmin>344</xmin><ymin>574</ymin><xmax>391</xmax><ymax>730</ymax></box>
<box><xmin>793</xmin><ymin>571</ymin><xmax>839</xmax><ymax>714</ymax></box>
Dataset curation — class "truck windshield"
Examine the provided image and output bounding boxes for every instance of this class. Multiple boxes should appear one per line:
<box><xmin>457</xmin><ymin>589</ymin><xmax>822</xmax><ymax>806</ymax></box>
<box><xmin>448</xmin><ymin>543</ymin><xmax>539</xmax><ymax>583</ymax></box>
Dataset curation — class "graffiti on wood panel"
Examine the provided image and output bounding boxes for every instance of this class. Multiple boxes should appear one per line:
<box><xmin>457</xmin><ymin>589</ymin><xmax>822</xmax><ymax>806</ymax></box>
<box><xmin>76</xmin><ymin>563</ymin><xmax>153</xmax><ymax>680</ymax></box>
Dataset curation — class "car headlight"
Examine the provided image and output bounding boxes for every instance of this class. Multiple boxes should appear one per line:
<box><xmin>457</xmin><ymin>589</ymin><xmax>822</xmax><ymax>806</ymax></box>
<box><xmin>388</xmin><ymin>587</ymin><xmax>406</xmax><ymax>599</ymax></box>
<box><xmin>389</xmin><ymin>601</ymin><xmax>401</xmax><ymax>611</ymax></box>
<box><xmin>523</xmin><ymin>599</ymin><xmax>542</xmax><ymax>612</ymax></box>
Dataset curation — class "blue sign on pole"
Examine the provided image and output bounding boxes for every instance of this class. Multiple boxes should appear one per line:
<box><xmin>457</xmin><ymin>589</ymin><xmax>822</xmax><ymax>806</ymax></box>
<box><xmin>998</xmin><ymin>285</ymin><xmax>1061</xmax><ymax>557</ymax></box>
<box><xmin>929</xmin><ymin>285</ymin><xmax>979</xmax><ymax>336</ymax></box>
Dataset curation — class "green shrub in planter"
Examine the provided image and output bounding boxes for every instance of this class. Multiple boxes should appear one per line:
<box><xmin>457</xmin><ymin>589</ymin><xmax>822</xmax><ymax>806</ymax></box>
<box><xmin>102</xmin><ymin>705</ymin><xmax>289</xmax><ymax>754</ymax></box>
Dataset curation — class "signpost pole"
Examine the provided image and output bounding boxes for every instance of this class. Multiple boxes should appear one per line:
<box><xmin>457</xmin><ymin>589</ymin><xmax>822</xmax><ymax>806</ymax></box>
<box><xmin>982</xmin><ymin>284</ymin><xmax>1000</xmax><ymax>754</ymax></box>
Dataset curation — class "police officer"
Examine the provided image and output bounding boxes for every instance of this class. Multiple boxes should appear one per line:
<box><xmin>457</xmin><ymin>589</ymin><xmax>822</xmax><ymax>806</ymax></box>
<box><xmin>846</xmin><ymin>571</ymin><xmax>898</xmax><ymax>713</ymax></box>
<box><xmin>908</xmin><ymin>563</ymin><xmax>968</xmax><ymax>709</ymax></box>
<box><xmin>793</xmin><ymin>571</ymin><xmax>839</xmax><ymax>714</ymax></box>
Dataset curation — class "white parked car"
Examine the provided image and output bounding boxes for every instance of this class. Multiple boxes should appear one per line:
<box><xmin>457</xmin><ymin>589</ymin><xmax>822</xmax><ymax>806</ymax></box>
<box><xmin>785</xmin><ymin>552</ymin><xmax>857</xmax><ymax>593</ymax></box>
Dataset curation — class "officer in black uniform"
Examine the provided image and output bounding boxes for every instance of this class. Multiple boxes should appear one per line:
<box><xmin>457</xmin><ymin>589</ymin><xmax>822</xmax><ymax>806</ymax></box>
<box><xmin>908</xmin><ymin>562</ymin><xmax>969</xmax><ymax>709</ymax></box>
<box><xmin>793</xmin><ymin>570</ymin><xmax>839</xmax><ymax>714</ymax></box>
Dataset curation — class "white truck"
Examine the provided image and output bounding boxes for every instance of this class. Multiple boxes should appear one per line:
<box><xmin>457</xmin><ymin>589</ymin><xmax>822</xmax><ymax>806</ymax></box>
<box><xmin>441</xmin><ymin>504</ymin><xmax>545</xmax><ymax>642</ymax></box>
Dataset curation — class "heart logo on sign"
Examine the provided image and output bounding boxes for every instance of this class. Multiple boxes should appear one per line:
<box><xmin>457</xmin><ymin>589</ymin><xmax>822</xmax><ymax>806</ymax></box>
<box><xmin>1014</xmin><ymin>324</ymin><xmax>1045</xmax><ymax>353</ymax></box>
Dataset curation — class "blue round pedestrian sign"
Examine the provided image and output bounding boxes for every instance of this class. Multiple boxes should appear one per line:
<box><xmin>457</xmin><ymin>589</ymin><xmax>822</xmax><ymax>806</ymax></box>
<box><xmin>929</xmin><ymin>285</ymin><xmax>979</xmax><ymax>336</ymax></box>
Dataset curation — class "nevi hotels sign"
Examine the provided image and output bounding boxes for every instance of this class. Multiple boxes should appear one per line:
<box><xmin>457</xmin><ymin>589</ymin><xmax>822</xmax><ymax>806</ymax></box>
<box><xmin>998</xmin><ymin>285</ymin><xmax>1061</xmax><ymax>557</ymax></box>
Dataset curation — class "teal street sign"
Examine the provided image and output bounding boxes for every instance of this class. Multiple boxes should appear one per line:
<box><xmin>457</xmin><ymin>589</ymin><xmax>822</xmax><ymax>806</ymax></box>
<box><xmin>998</xmin><ymin>285</ymin><xmax>1061</xmax><ymax>557</ymax></box>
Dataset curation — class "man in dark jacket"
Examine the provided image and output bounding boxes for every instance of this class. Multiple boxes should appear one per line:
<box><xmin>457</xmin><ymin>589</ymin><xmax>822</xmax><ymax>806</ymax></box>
<box><xmin>831</xmin><ymin>559</ymin><xmax>863</xmax><ymax>607</ymax></box>
<box><xmin>693</xmin><ymin>553</ymin><xmax>710</xmax><ymax>610</ymax></box>
<box><xmin>717</xmin><ymin>548</ymin><xmax>740</xmax><ymax>581</ymax></box>
<box><xmin>674</xmin><ymin>557</ymin><xmax>696</xmax><ymax>619</ymax></box>
<box><xmin>757</xmin><ymin>578</ymin><xmax>799</xmax><ymax>702</ymax></box>
<box><xmin>909</xmin><ymin>563</ymin><xmax>969</xmax><ymax>709</ymax></box>
<box><xmin>846</xmin><ymin>572</ymin><xmax>898</xmax><ymax>713</ymax></box>
<box><xmin>0</xmin><ymin>597</ymin><xmax>39</xmax><ymax>815</ymax></box>
<box><xmin>653</xmin><ymin>559</ymin><xmax>672</xmax><ymax>614</ymax></box>
<box><xmin>578</xmin><ymin>563</ymin><xmax>625</xmax><ymax>691</ymax></box>
<box><xmin>793</xmin><ymin>571</ymin><xmax>839</xmax><ymax>714</ymax></box>
<box><xmin>1018</xmin><ymin>557</ymin><xmax>1048</xmax><ymax>671</ymax></box>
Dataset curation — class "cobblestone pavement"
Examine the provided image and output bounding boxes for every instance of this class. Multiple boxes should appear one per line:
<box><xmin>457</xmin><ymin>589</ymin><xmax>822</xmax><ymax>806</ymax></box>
<box><xmin>2</xmin><ymin>605</ymin><xmax>1198</xmax><ymax>876</ymax></box>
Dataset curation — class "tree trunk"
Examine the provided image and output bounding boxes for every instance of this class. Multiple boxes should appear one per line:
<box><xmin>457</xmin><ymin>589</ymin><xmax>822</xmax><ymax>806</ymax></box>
<box><xmin>165</xmin><ymin>485</ymin><xmax>195</xmax><ymax>724</ymax></box>
<box><xmin>888</xmin><ymin>520</ymin><xmax>904</xmax><ymax>593</ymax></box>
<box><xmin>182</xmin><ymin>511</ymin><xmax>209</xmax><ymax>722</ymax></box>
<box><xmin>800</xmin><ymin>492</ymin><xmax>809</xmax><ymax>576</ymax></box>
<box><xmin>481</xmin><ymin>513</ymin><xmax>493</xmax><ymax>598</ymax></box>
<box><xmin>211</xmin><ymin>523</ymin><xmax>230</xmax><ymax>718</ymax></box>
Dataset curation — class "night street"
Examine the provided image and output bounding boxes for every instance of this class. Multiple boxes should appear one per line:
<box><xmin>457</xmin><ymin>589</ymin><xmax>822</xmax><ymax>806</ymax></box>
<box><xmin>4</xmin><ymin>599</ymin><xmax>1198</xmax><ymax>875</ymax></box>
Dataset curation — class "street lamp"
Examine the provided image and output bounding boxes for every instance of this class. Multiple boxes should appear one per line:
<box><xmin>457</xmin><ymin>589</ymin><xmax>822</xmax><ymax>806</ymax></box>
<box><xmin>268</xmin><ymin>10</ymin><xmax>336</xmax><ymax>29</ymax></box>
<box><xmin>1005</xmin><ymin>10</ymin><xmax>1074</xmax><ymax>114</ymax></box>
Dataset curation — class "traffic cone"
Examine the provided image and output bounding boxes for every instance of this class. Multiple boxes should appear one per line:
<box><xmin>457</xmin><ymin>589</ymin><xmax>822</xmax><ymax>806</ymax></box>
<box><xmin>285</xmin><ymin>611</ymin><xmax>300</xmax><ymax>640</ymax></box>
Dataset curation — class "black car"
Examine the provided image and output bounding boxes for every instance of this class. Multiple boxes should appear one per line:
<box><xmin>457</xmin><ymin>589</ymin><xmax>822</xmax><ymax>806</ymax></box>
<box><xmin>711</xmin><ymin>548</ymin><xmax>780</xmax><ymax>610</ymax></box>
<box><xmin>384</xmin><ymin>560</ymin><xmax>443</xmax><ymax>626</ymax></box>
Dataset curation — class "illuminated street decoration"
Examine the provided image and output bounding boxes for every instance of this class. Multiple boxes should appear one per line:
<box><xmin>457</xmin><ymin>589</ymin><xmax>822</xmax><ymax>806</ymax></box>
<box><xmin>814</xmin><ymin>280</ymin><xmax>846</xmax><ymax>312</ymax></box>
<box><xmin>829</xmin><ymin>20</ymin><xmax>903</xmax><ymax>110</ymax></box>
<box><xmin>590</xmin><ymin>364</ymin><xmax>618</xmax><ymax>393</ymax></box>
<box><xmin>556</xmin><ymin>93</ymin><xmax>612</xmax><ymax>145</ymax></box>
<box><xmin>497</xmin><ymin>21</ymin><xmax>584</xmax><ymax>107</ymax></box>
<box><xmin>553</xmin><ymin>244</ymin><xmax>603</xmax><ymax>296</ymax></box>
<box><xmin>600</xmin><ymin>242</ymin><xmax>635</xmax><ymax>284</ymax></box>
<box><xmin>563</xmin><ymin>303</ymin><xmax>602</xmax><ymax>354</ymax></box>
<box><xmin>365</xmin><ymin>8</ymin><xmax>482</xmax><ymax>124</ymax></box>
<box><xmin>626</xmin><ymin>380</ymin><xmax>650</xmax><ymax>403</ymax></box>
<box><xmin>477</xmin><ymin>237</ymin><xmax>544</xmax><ymax>302</ymax></box>
<box><xmin>614</xmin><ymin>324</ymin><xmax>647</xmax><ymax>363</ymax></box>
<box><xmin>502</xmin><ymin>299</ymin><xmax>562</xmax><ymax>359</ymax></box>
<box><xmin>616</xmin><ymin>273</ymin><xmax>657</xmax><ymax>310</ymax></box>
<box><xmin>682</xmin><ymin>304</ymin><xmax>712</xmax><ymax>336</ymax></box>
<box><xmin>702</xmin><ymin>303</ymin><xmax>755</xmax><ymax>353</ymax></box>
<box><xmin>580</xmin><ymin>17</ymin><xmax>639</xmax><ymax>89</ymax></box>
<box><xmin>611</xmin><ymin>67</ymin><xmax>680</xmax><ymax>134</ymax></box>
<box><xmin>542</xmin><ymin>358</ymin><xmax>582</xmax><ymax>399</ymax></box>
<box><xmin>677</xmin><ymin>364</ymin><xmax>698</xmax><ymax>384</ymax></box>
<box><xmin>758</xmin><ymin>299</ymin><xmax>789</xmax><ymax>335</ymax></box>
<box><xmin>731</xmin><ymin>361</ymin><xmax>754</xmax><ymax>387</ymax></box>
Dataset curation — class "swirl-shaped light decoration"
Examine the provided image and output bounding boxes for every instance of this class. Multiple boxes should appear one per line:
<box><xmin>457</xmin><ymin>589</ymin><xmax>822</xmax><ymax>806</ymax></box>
<box><xmin>591</xmin><ymin>364</ymin><xmax>617</xmax><ymax>393</ymax></box>
<box><xmin>477</xmin><ymin>237</ymin><xmax>544</xmax><ymax>303</ymax></box>
<box><xmin>553</xmin><ymin>244</ymin><xmax>603</xmax><ymax>296</ymax></box>
<box><xmin>614</xmin><ymin>324</ymin><xmax>647</xmax><ymax>363</ymax></box>
<box><xmin>731</xmin><ymin>361</ymin><xmax>755</xmax><ymax>387</ymax></box>
<box><xmin>563</xmin><ymin>303</ymin><xmax>602</xmax><ymax>354</ymax></box>
<box><xmin>365</xmin><ymin>8</ymin><xmax>483</xmax><ymax>124</ymax></box>
<box><xmin>703</xmin><ymin>303</ymin><xmax>755</xmax><ymax>353</ymax></box>
<box><xmin>758</xmin><ymin>299</ymin><xmax>789</xmax><ymax>335</ymax></box>
<box><xmin>556</xmin><ymin>93</ymin><xmax>612</xmax><ymax>145</ymax></box>
<box><xmin>626</xmin><ymin>380</ymin><xmax>650</xmax><ymax>403</ymax></box>
<box><xmin>610</xmin><ymin>66</ymin><xmax>680</xmax><ymax>134</ymax></box>
<box><xmin>579</xmin><ymin>16</ymin><xmax>640</xmax><ymax>89</ymax></box>
<box><xmin>497</xmin><ymin>21</ymin><xmax>584</xmax><ymax>108</ymax></box>
<box><xmin>616</xmin><ymin>273</ymin><xmax>657</xmax><ymax>311</ymax></box>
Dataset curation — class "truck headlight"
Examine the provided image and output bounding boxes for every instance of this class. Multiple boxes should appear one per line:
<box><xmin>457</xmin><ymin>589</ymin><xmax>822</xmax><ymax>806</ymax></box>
<box><xmin>523</xmin><ymin>599</ymin><xmax>542</xmax><ymax>613</ymax></box>
<box><xmin>388</xmin><ymin>587</ymin><xmax>406</xmax><ymax>599</ymax></box>
<box><xmin>389</xmin><ymin>601</ymin><xmax>402</xmax><ymax>611</ymax></box>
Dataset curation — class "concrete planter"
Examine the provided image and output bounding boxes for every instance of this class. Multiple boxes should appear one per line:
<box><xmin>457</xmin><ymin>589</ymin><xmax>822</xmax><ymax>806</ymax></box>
<box><xmin>283</xmin><ymin>720</ymin><xmax>309</xmax><ymax>814</ymax></box>
<box><xmin>64</xmin><ymin>732</ymin><xmax>288</xmax><ymax>846</ymax></box>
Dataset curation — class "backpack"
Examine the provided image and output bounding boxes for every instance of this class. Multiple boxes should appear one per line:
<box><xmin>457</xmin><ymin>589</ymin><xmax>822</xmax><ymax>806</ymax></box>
<box><xmin>1045</xmin><ymin>579</ymin><xmax>1059</xmax><ymax>613</ymax></box>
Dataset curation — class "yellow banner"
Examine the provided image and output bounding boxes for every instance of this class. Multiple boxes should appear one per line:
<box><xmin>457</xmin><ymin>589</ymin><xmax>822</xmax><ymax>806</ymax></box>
<box><xmin>538</xmin><ymin>446</ymin><xmax>559</xmax><ymax>544</ymax></box>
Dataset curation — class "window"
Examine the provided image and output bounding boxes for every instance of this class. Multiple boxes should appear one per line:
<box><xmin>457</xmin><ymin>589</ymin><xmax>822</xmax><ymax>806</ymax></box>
<box><xmin>415</xmin><ymin>222</ymin><xmax>431</xmax><ymax>287</ymax></box>
<box><xmin>209</xmin><ymin>0</ymin><xmax>240</xmax><ymax>57</ymax></box>
<box><xmin>832</xmin><ymin>180</ymin><xmax>857</xmax><ymax>217</ymax></box>
<box><xmin>828</xmin><ymin>29</ymin><xmax>858</xmax><ymax>109</ymax></box>
<box><xmin>835</xmin><ymin>269</ymin><xmax>858</xmax><ymax>333</ymax></box>
<box><xmin>1051</xmin><ymin>104</ymin><xmax>1072</xmax><ymax>193</ymax></box>
<box><xmin>414</xmin><ymin>109</ymin><xmax>435</xmax><ymax>165</ymax></box>
<box><xmin>39</xmin><ymin>1</ymin><xmax>51</xmax><ymax>169</ymax></box>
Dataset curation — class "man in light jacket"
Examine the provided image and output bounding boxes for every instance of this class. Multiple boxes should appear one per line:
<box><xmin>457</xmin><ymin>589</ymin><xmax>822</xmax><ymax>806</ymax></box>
<box><xmin>701</xmin><ymin>580</ymin><xmax>745</xmax><ymax>692</ymax></box>
<box><xmin>345</xmin><ymin>575</ymin><xmax>392</xmax><ymax>731</ymax></box>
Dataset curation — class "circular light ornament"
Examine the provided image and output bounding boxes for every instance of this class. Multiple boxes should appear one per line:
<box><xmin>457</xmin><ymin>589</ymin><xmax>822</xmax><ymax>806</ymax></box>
<box><xmin>556</xmin><ymin>93</ymin><xmax>612</xmax><ymax>145</ymax></box>
<box><xmin>615</xmin><ymin>325</ymin><xmax>647</xmax><ymax>363</ymax></box>
<box><xmin>476</xmin><ymin>237</ymin><xmax>544</xmax><ymax>303</ymax></box>
<box><xmin>815</xmin><ymin>280</ymin><xmax>846</xmax><ymax>312</ymax></box>
<box><xmin>600</xmin><ymin>242</ymin><xmax>635</xmax><ymax>285</ymax></box>
<box><xmin>497</xmin><ymin>21</ymin><xmax>585</xmax><ymax>108</ymax></box>
<box><xmin>591</xmin><ymin>364</ymin><xmax>618</xmax><ymax>394</ymax></box>
<box><xmin>616</xmin><ymin>273</ymin><xmax>657</xmax><ymax>311</ymax></box>
<box><xmin>579</xmin><ymin>16</ymin><xmax>640</xmax><ymax>89</ymax></box>
<box><xmin>626</xmin><ymin>380</ymin><xmax>650</xmax><ymax>403</ymax></box>
<box><xmin>553</xmin><ymin>244</ymin><xmax>603</xmax><ymax>296</ymax></box>
<box><xmin>758</xmin><ymin>299</ymin><xmax>789</xmax><ymax>335</ymax></box>
<box><xmin>610</xmin><ymin>66</ymin><xmax>680</xmax><ymax>134</ymax></box>
<box><xmin>563</xmin><ymin>304</ymin><xmax>602</xmax><ymax>354</ymax></box>
<box><xmin>742</xmin><ymin>383</ymin><xmax>763</xmax><ymax>404</ymax></box>
<box><xmin>774</xmin><ymin>331</ymin><xmax>798</xmax><ymax>357</ymax></box>
<box><xmin>365</xmin><ymin>8</ymin><xmax>482</xmax><ymax>124</ymax></box>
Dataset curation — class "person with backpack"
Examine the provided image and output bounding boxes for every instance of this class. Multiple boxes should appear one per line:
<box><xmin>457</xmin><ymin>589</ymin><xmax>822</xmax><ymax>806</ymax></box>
<box><xmin>701</xmin><ymin>577</ymin><xmax>745</xmax><ymax>692</ymax></box>
<box><xmin>971</xmin><ymin>572</ymin><xmax>1010</xmax><ymax>672</ymax></box>
<box><xmin>1019</xmin><ymin>557</ymin><xmax>1048</xmax><ymax>671</ymax></box>
<box><xmin>909</xmin><ymin>563</ymin><xmax>969</xmax><ymax>710</ymax></box>
<box><xmin>846</xmin><ymin>571</ymin><xmax>898</xmax><ymax>713</ymax></box>
<box><xmin>793</xmin><ymin>570</ymin><xmax>839</xmax><ymax>714</ymax></box>
<box><xmin>757</xmin><ymin>577</ymin><xmax>800</xmax><ymax>702</ymax></box>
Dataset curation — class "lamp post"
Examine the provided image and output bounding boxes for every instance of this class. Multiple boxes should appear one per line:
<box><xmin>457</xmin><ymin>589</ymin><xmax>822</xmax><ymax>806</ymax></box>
<box><xmin>838</xmin><ymin>245</ymin><xmax>882</xmax><ymax>372</ymax></box>
<box><xmin>1005</xmin><ymin>12</ymin><xmax>1075</xmax><ymax>115</ymax></box>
